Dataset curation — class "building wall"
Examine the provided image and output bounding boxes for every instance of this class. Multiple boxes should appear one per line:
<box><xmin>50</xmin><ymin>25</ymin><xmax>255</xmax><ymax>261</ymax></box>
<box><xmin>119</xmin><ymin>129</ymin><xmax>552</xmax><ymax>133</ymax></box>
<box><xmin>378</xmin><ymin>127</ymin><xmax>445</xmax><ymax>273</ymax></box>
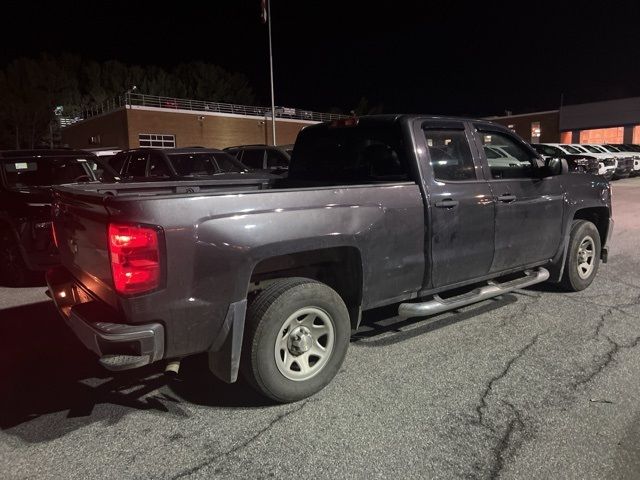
<box><xmin>487</xmin><ymin>111</ymin><xmax>560</xmax><ymax>143</ymax></box>
<box><xmin>61</xmin><ymin>106</ymin><xmax>314</xmax><ymax>151</ymax></box>
<box><xmin>61</xmin><ymin>108</ymin><xmax>130</xmax><ymax>150</ymax></box>
<box><xmin>559</xmin><ymin>97</ymin><xmax>640</xmax><ymax>131</ymax></box>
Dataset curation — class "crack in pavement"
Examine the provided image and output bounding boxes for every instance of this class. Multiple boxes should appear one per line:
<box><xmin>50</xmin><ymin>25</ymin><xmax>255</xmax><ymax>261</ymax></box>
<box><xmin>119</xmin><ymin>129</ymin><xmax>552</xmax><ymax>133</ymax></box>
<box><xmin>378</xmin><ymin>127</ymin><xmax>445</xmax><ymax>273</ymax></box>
<box><xmin>170</xmin><ymin>399</ymin><xmax>312</xmax><ymax>479</ymax></box>
<box><xmin>472</xmin><ymin>333</ymin><xmax>543</xmax><ymax>479</ymax></box>
<box><xmin>573</xmin><ymin>308</ymin><xmax>640</xmax><ymax>389</ymax></box>
<box><xmin>558</xmin><ymin>293</ymin><xmax>638</xmax><ymax>318</ymax></box>
<box><xmin>498</xmin><ymin>293</ymin><xmax>543</xmax><ymax>328</ymax></box>
<box><xmin>491</xmin><ymin>400</ymin><xmax>526</xmax><ymax>480</ymax></box>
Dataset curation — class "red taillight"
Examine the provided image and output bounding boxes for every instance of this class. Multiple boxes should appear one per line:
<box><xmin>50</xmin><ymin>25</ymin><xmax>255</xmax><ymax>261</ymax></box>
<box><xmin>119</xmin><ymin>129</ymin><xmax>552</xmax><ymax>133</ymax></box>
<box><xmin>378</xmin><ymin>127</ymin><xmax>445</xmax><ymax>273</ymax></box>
<box><xmin>329</xmin><ymin>117</ymin><xmax>359</xmax><ymax>128</ymax></box>
<box><xmin>108</xmin><ymin>223</ymin><xmax>161</xmax><ymax>295</ymax></box>
<box><xmin>51</xmin><ymin>222</ymin><xmax>58</xmax><ymax>248</ymax></box>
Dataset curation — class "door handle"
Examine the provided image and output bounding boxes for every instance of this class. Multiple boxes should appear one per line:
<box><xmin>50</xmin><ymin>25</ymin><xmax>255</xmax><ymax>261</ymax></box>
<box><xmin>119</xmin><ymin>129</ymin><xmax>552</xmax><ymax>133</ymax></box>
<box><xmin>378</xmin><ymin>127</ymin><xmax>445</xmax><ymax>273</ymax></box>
<box><xmin>434</xmin><ymin>198</ymin><xmax>459</xmax><ymax>208</ymax></box>
<box><xmin>497</xmin><ymin>194</ymin><xmax>517</xmax><ymax>203</ymax></box>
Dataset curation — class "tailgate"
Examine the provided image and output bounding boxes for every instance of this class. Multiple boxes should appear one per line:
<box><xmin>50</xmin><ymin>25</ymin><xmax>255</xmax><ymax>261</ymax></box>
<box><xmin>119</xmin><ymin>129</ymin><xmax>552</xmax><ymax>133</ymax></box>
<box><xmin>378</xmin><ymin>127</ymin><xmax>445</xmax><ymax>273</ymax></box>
<box><xmin>52</xmin><ymin>188</ymin><xmax>117</xmax><ymax>308</ymax></box>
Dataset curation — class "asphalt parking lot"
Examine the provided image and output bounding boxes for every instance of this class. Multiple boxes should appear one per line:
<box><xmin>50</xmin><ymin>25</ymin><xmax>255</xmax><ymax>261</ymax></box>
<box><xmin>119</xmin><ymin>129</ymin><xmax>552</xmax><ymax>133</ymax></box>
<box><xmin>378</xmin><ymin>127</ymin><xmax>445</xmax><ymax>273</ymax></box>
<box><xmin>1</xmin><ymin>178</ymin><xmax>639</xmax><ymax>480</ymax></box>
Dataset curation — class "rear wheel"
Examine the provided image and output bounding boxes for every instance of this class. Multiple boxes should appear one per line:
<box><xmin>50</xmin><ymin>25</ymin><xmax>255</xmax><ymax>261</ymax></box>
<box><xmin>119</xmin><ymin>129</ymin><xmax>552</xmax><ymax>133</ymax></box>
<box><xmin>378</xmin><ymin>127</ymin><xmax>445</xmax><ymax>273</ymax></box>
<box><xmin>242</xmin><ymin>277</ymin><xmax>350</xmax><ymax>403</ymax></box>
<box><xmin>0</xmin><ymin>229</ymin><xmax>30</xmax><ymax>287</ymax></box>
<box><xmin>560</xmin><ymin>220</ymin><xmax>601</xmax><ymax>291</ymax></box>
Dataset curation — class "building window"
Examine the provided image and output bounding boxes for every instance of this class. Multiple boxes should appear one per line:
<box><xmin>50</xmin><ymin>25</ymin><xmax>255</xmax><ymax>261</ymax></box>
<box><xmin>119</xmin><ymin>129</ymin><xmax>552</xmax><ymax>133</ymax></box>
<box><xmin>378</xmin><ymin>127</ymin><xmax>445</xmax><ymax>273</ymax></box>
<box><xmin>530</xmin><ymin>122</ymin><xmax>541</xmax><ymax>143</ymax></box>
<box><xmin>579</xmin><ymin>127</ymin><xmax>623</xmax><ymax>144</ymax></box>
<box><xmin>633</xmin><ymin>125</ymin><xmax>640</xmax><ymax>144</ymax></box>
<box><xmin>139</xmin><ymin>134</ymin><xmax>175</xmax><ymax>148</ymax></box>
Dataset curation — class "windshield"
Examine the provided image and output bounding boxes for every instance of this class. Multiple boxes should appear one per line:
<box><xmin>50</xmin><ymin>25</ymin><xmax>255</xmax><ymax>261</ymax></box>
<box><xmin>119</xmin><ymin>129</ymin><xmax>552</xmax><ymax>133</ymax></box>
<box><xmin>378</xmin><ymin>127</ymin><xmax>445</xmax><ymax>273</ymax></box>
<box><xmin>484</xmin><ymin>146</ymin><xmax>502</xmax><ymax>159</ymax></box>
<box><xmin>600</xmin><ymin>145</ymin><xmax>619</xmax><ymax>152</ymax></box>
<box><xmin>582</xmin><ymin>145</ymin><xmax>602</xmax><ymax>153</ymax></box>
<box><xmin>2</xmin><ymin>155</ymin><xmax>97</xmax><ymax>189</ymax></box>
<box><xmin>532</xmin><ymin>144</ymin><xmax>558</xmax><ymax>157</ymax></box>
<box><xmin>559</xmin><ymin>145</ymin><xmax>581</xmax><ymax>154</ymax></box>
<box><xmin>167</xmin><ymin>152</ymin><xmax>246</xmax><ymax>176</ymax></box>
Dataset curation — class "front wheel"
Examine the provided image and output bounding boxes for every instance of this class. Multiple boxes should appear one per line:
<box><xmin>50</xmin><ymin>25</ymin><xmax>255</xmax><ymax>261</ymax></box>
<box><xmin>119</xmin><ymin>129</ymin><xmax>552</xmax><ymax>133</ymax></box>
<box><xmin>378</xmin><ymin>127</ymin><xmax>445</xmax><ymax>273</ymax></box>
<box><xmin>560</xmin><ymin>220</ymin><xmax>601</xmax><ymax>291</ymax></box>
<box><xmin>241</xmin><ymin>277</ymin><xmax>351</xmax><ymax>403</ymax></box>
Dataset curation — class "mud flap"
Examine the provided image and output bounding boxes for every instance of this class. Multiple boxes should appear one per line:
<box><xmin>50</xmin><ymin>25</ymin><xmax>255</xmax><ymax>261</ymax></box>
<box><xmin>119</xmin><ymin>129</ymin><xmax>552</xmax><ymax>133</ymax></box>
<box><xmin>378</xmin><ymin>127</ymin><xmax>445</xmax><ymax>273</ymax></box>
<box><xmin>207</xmin><ymin>299</ymin><xmax>247</xmax><ymax>383</ymax></box>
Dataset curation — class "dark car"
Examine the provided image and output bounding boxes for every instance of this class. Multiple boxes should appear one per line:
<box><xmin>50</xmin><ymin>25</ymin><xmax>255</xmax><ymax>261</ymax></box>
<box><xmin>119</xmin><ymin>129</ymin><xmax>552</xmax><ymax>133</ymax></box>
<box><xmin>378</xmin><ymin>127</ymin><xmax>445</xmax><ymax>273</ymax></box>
<box><xmin>48</xmin><ymin>115</ymin><xmax>611</xmax><ymax>403</ymax></box>
<box><xmin>224</xmin><ymin>144</ymin><xmax>290</xmax><ymax>174</ymax></box>
<box><xmin>0</xmin><ymin>149</ymin><xmax>115</xmax><ymax>286</ymax></box>
<box><xmin>530</xmin><ymin>144</ymin><xmax>601</xmax><ymax>176</ymax></box>
<box><xmin>108</xmin><ymin>147</ymin><xmax>253</xmax><ymax>181</ymax></box>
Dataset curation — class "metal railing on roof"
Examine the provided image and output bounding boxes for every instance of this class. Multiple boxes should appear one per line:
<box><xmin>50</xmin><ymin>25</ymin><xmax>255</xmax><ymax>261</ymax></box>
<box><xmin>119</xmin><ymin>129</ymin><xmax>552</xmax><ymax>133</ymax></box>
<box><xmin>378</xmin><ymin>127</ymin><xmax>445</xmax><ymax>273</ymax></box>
<box><xmin>75</xmin><ymin>93</ymin><xmax>348</xmax><ymax>124</ymax></box>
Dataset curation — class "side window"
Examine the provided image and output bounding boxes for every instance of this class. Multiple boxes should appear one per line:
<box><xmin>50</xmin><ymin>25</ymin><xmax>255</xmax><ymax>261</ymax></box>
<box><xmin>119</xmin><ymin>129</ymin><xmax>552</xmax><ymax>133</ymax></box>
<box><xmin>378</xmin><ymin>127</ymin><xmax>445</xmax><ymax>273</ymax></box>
<box><xmin>148</xmin><ymin>152</ymin><xmax>171</xmax><ymax>178</ymax></box>
<box><xmin>266</xmin><ymin>149</ymin><xmax>289</xmax><ymax>168</ymax></box>
<box><xmin>109</xmin><ymin>152</ymin><xmax>127</xmax><ymax>174</ymax></box>
<box><xmin>125</xmin><ymin>152</ymin><xmax>149</xmax><ymax>178</ymax></box>
<box><xmin>480</xmin><ymin>131</ymin><xmax>538</xmax><ymax>180</ymax></box>
<box><xmin>424</xmin><ymin>128</ymin><xmax>476</xmax><ymax>181</ymax></box>
<box><xmin>241</xmin><ymin>150</ymin><xmax>265</xmax><ymax>169</ymax></box>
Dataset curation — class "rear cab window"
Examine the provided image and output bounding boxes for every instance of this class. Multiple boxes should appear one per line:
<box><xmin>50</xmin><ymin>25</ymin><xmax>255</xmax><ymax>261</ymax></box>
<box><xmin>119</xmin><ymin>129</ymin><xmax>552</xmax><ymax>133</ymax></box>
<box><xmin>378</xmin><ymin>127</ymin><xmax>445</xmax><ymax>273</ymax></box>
<box><xmin>2</xmin><ymin>154</ymin><xmax>98</xmax><ymax>189</ymax></box>
<box><xmin>289</xmin><ymin>121</ymin><xmax>412</xmax><ymax>184</ymax></box>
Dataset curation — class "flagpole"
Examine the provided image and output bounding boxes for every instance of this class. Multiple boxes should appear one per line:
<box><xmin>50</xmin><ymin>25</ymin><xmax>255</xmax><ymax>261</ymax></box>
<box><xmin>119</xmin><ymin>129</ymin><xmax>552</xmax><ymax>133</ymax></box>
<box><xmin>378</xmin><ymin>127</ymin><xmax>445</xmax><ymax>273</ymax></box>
<box><xmin>267</xmin><ymin>0</ymin><xmax>276</xmax><ymax>145</ymax></box>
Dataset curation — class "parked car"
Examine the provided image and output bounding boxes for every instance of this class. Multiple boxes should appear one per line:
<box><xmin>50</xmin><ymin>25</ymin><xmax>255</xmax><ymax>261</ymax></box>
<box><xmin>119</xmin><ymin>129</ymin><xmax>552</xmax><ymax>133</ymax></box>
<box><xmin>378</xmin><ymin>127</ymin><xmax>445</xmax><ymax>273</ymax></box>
<box><xmin>540</xmin><ymin>144</ymin><xmax>617</xmax><ymax>179</ymax></box>
<box><xmin>530</xmin><ymin>143</ymin><xmax>601</xmax><ymax>176</ymax></box>
<box><xmin>47</xmin><ymin>115</ymin><xmax>611</xmax><ymax>402</ymax></box>
<box><xmin>573</xmin><ymin>144</ymin><xmax>634</xmax><ymax>179</ymax></box>
<box><xmin>224</xmin><ymin>144</ymin><xmax>291</xmax><ymax>175</ymax></box>
<box><xmin>107</xmin><ymin>147</ymin><xmax>263</xmax><ymax>181</ymax></box>
<box><xmin>0</xmin><ymin>149</ymin><xmax>116</xmax><ymax>286</ymax></box>
<box><xmin>607</xmin><ymin>144</ymin><xmax>640</xmax><ymax>176</ymax></box>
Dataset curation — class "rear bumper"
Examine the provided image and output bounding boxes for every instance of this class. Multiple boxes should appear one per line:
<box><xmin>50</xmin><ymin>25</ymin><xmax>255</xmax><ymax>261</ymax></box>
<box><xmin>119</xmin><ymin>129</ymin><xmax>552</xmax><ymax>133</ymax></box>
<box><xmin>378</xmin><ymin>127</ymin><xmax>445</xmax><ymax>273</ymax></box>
<box><xmin>46</xmin><ymin>266</ymin><xmax>165</xmax><ymax>371</ymax></box>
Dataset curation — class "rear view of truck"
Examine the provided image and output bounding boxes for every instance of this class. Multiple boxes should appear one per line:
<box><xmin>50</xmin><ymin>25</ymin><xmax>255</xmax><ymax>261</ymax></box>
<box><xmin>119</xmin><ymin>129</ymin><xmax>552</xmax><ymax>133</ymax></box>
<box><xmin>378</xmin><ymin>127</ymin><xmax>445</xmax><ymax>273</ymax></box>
<box><xmin>47</xmin><ymin>178</ymin><xmax>273</xmax><ymax>372</ymax></box>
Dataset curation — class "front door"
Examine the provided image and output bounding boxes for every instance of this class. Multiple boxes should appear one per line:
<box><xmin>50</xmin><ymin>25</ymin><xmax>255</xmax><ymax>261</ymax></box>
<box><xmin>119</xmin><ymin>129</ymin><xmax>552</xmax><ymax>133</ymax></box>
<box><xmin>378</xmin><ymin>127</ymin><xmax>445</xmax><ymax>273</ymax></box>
<box><xmin>419</xmin><ymin>121</ymin><xmax>495</xmax><ymax>288</ymax></box>
<box><xmin>472</xmin><ymin>126</ymin><xmax>564</xmax><ymax>272</ymax></box>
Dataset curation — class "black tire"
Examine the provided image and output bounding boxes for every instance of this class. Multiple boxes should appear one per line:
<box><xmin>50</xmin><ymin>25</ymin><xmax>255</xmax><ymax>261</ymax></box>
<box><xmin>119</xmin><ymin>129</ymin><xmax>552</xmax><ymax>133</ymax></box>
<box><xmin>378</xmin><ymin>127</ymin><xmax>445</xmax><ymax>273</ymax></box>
<box><xmin>560</xmin><ymin>220</ymin><xmax>601</xmax><ymax>292</ymax></box>
<box><xmin>241</xmin><ymin>277</ymin><xmax>350</xmax><ymax>403</ymax></box>
<box><xmin>0</xmin><ymin>229</ymin><xmax>30</xmax><ymax>287</ymax></box>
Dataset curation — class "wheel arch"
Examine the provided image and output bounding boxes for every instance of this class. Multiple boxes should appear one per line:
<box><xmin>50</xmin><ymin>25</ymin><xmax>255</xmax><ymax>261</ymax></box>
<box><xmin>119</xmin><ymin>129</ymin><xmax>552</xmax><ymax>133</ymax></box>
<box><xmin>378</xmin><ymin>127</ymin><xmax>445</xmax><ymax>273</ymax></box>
<box><xmin>573</xmin><ymin>206</ymin><xmax>610</xmax><ymax>247</ymax></box>
<box><xmin>249</xmin><ymin>246</ymin><xmax>364</xmax><ymax>330</ymax></box>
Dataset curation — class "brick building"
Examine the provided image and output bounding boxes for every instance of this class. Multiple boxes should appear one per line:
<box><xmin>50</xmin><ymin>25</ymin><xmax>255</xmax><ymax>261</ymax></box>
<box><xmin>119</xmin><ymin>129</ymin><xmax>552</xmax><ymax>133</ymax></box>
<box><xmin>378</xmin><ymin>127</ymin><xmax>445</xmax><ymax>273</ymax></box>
<box><xmin>486</xmin><ymin>96</ymin><xmax>640</xmax><ymax>145</ymax></box>
<box><xmin>61</xmin><ymin>94</ymin><xmax>345</xmax><ymax>150</ymax></box>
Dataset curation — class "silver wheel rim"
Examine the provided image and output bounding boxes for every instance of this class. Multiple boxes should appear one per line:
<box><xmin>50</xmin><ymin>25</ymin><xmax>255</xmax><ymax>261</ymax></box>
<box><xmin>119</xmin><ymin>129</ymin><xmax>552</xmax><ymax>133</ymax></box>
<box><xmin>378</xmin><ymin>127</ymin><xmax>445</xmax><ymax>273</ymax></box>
<box><xmin>577</xmin><ymin>235</ymin><xmax>596</xmax><ymax>279</ymax></box>
<box><xmin>274</xmin><ymin>307</ymin><xmax>335</xmax><ymax>382</ymax></box>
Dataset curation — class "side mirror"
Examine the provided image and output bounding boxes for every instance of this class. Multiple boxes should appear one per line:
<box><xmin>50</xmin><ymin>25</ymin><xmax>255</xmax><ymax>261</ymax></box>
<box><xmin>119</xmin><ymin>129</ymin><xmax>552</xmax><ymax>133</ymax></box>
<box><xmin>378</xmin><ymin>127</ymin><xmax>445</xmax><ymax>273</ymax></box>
<box><xmin>543</xmin><ymin>157</ymin><xmax>568</xmax><ymax>177</ymax></box>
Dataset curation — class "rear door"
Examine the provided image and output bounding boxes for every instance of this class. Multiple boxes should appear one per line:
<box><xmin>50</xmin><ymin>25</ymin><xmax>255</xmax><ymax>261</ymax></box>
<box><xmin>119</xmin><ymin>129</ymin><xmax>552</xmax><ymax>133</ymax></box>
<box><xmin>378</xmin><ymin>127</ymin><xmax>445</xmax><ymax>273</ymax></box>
<box><xmin>418</xmin><ymin>120</ymin><xmax>495</xmax><ymax>288</ymax></box>
<box><xmin>472</xmin><ymin>126</ymin><xmax>564</xmax><ymax>272</ymax></box>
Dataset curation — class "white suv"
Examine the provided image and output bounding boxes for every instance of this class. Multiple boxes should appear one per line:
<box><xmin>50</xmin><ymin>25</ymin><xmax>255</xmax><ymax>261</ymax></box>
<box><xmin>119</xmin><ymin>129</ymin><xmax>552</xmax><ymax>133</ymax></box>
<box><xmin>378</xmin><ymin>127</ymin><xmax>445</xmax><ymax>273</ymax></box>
<box><xmin>541</xmin><ymin>143</ymin><xmax>616</xmax><ymax>179</ymax></box>
<box><xmin>575</xmin><ymin>144</ymin><xmax>633</xmax><ymax>178</ymax></box>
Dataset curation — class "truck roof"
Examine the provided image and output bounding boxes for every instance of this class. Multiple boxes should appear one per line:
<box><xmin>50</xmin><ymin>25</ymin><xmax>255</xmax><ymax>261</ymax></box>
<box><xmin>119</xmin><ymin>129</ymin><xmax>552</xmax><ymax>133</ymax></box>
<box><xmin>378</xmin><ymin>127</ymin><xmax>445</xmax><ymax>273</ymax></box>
<box><xmin>314</xmin><ymin>114</ymin><xmax>507</xmax><ymax>130</ymax></box>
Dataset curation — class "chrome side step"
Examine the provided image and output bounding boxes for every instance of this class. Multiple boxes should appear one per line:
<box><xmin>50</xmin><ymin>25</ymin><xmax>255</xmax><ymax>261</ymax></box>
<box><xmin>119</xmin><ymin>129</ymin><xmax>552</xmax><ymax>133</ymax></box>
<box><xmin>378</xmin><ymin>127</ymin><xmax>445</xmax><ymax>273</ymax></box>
<box><xmin>398</xmin><ymin>267</ymin><xmax>549</xmax><ymax>318</ymax></box>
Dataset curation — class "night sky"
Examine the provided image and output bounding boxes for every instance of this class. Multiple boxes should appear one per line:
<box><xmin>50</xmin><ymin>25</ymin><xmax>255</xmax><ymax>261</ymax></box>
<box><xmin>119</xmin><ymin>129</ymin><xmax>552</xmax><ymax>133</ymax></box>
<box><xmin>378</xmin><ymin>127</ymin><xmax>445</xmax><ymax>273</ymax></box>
<box><xmin>2</xmin><ymin>0</ymin><xmax>640</xmax><ymax>116</ymax></box>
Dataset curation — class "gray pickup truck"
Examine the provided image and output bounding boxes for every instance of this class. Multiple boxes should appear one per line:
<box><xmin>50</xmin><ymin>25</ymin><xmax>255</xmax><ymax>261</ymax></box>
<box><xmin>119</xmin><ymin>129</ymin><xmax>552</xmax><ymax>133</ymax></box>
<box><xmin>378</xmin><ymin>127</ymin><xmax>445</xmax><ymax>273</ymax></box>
<box><xmin>47</xmin><ymin>115</ymin><xmax>612</xmax><ymax>402</ymax></box>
